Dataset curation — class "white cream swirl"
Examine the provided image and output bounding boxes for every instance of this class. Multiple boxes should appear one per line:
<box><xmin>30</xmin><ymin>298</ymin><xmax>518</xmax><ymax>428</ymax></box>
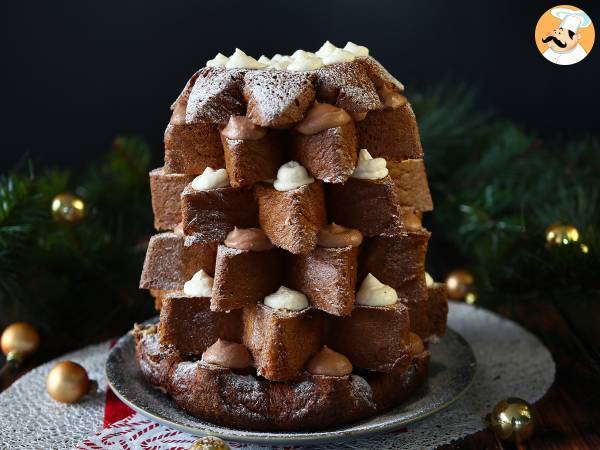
<box><xmin>206</xmin><ymin>52</ymin><xmax>228</xmax><ymax>68</ymax></box>
<box><xmin>183</xmin><ymin>270</ymin><xmax>214</xmax><ymax>297</ymax></box>
<box><xmin>322</xmin><ymin>48</ymin><xmax>355</xmax><ymax>65</ymax></box>
<box><xmin>315</xmin><ymin>40</ymin><xmax>337</xmax><ymax>58</ymax></box>
<box><xmin>225</xmin><ymin>48</ymin><xmax>267</xmax><ymax>69</ymax></box>
<box><xmin>425</xmin><ymin>272</ymin><xmax>434</xmax><ymax>287</ymax></box>
<box><xmin>288</xmin><ymin>51</ymin><xmax>323</xmax><ymax>71</ymax></box>
<box><xmin>191</xmin><ymin>167</ymin><xmax>230</xmax><ymax>191</ymax></box>
<box><xmin>264</xmin><ymin>286</ymin><xmax>309</xmax><ymax>311</ymax></box>
<box><xmin>344</xmin><ymin>41</ymin><xmax>370</xmax><ymax>57</ymax></box>
<box><xmin>351</xmin><ymin>149</ymin><xmax>389</xmax><ymax>180</ymax></box>
<box><xmin>273</xmin><ymin>161</ymin><xmax>314</xmax><ymax>192</ymax></box>
<box><xmin>356</xmin><ymin>273</ymin><xmax>398</xmax><ymax>306</ymax></box>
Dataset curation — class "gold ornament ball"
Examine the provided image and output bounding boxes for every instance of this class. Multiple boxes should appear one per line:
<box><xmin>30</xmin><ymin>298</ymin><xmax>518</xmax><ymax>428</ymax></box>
<box><xmin>51</xmin><ymin>193</ymin><xmax>86</xmax><ymax>223</ymax></box>
<box><xmin>189</xmin><ymin>436</ymin><xmax>230</xmax><ymax>450</ymax></box>
<box><xmin>1</xmin><ymin>322</ymin><xmax>40</xmax><ymax>364</ymax></box>
<box><xmin>47</xmin><ymin>361</ymin><xmax>95</xmax><ymax>403</ymax></box>
<box><xmin>545</xmin><ymin>223</ymin><xmax>580</xmax><ymax>246</ymax></box>
<box><xmin>487</xmin><ymin>397</ymin><xmax>536</xmax><ymax>443</ymax></box>
<box><xmin>445</xmin><ymin>269</ymin><xmax>474</xmax><ymax>300</ymax></box>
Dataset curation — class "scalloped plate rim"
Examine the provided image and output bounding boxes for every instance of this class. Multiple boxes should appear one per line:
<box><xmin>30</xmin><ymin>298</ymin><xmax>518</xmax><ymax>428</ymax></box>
<box><xmin>106</xmin><ymin>322</ymin><xmax>476</xmax><ymax>445</ymax></box>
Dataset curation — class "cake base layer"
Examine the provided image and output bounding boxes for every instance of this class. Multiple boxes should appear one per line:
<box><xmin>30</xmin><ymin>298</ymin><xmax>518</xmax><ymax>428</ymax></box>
<box><xmin>134</xmin><ymin>328</ymin><xmax>430</xmax><ymax>431</ymax></box>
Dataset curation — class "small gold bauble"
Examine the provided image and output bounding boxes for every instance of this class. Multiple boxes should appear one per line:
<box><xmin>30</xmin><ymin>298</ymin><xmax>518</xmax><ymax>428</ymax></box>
<box><xmin>465</xmin><ymin>292</ymin><xmax>477</xmax><ymax>305</ymax></box>
<box><xmin>51</xmin><ymin>193</ymin><xmax>86</xmax><ymax>224</ymax></box>
<box><xmin>487</xmin><ymin>397</ymin><xmax>536</xmax><ymax>443</ymax></box>
<box><xmin>189</xmin><ymin>436</ymin><xmax>230</xmax><ymax>450</ymax></box>
<box><xmin>46</xmin><ymin>361</ymin><xmax>96</xmax><ymax>403</ymax></box>
<box><xmin>545</xmin><ymin>223</ymin><xmax>580</xmax><ymax>246</ymax></box>
<box><xmin>445</xmin><ymin>269</ymin><xmax>474</xmax><ymax>300</ymax></box>
<box><xmin>1</xmin><ymin>322</ymin><xmax>40</xmax><ymax>365</ymax></box>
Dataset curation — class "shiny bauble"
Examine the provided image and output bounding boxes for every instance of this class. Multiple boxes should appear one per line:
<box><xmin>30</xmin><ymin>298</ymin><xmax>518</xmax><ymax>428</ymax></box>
<box><xmin>1</xmin><ymin>322</ymin><xmax>40</xmax><ymax>366</ymax></box>
<box><xmin>545</xmin><ymin>223</ymin><xmax>580</xmax><ymax>247</ymax></box>
<box><xmin>189</xmin><ymin>436</ymin><xmax>230</xmax><ymax>450</ymax></box>
<box><xmin>46</xmin><ymin>361</ymin><xmax>96</xmax><ymax>403</ymax></box>
<box><xmin>51</xmin><ymin>193</ymin><xmax>86</xmax><ymax>224</ymax></box>
<box><xmin>445</xmin><ymin>269</ymin><xmax>474</xmax><ymax>300</ymax></box>
<box><xmin>487</xmin><ymin>397</ymin><xmax>536</xmax><ymax>443</ymax></box>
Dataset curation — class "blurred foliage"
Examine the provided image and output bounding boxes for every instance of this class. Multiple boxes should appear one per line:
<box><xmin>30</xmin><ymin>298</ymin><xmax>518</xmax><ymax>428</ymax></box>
<box><xmin>412</xmin><ymin>85</ymin><xmax>600</xmax><ymax>308</ymax></box>
<box><xmin>0</xmin><ymin>137</ymin><xmax>154</xmax><ymax>355</ymax></box>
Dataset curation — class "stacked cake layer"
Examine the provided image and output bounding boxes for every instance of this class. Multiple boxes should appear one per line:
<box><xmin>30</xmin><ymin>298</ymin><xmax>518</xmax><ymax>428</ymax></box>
<box><xmin>135</xmin><ymin>41</ymin><xmax>448</xmax><ymax>431</ymax></box>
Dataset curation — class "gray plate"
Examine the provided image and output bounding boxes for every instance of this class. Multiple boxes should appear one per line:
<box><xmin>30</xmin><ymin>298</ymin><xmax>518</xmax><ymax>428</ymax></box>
<box><xmin>106</xmin><ymin>322</ymin><xmax>476</xmax><ymax>445</ymax></box>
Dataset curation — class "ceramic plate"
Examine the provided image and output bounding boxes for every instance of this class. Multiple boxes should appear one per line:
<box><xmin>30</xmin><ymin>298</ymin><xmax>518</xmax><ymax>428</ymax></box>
<box><xmin>106</xmin><ymin>321</ymin><xmax>476</xmax><ymax>445</ymax></box>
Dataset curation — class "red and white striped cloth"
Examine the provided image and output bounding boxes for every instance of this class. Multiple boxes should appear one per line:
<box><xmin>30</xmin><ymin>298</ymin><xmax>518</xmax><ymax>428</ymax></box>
<box><xmin>74</xmin><ymin>342</ymin><xmax>294</xmax><ymax>450</ymax></box>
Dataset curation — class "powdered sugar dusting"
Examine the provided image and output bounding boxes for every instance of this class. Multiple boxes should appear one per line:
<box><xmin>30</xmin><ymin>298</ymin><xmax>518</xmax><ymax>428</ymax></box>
<box><xmin>243</xmin><ymin>71</ymin><xmax>316</xmax><ymax>128</ymax></box>
<box><xmin>315</xmin><ymin>60</ymin><xmax>382</xmax><ymax>113</ymax></box>
<box><xmin>187</xmin><ymin>67</ymin><xmax>247</xmax><ymax>124</ymax></box>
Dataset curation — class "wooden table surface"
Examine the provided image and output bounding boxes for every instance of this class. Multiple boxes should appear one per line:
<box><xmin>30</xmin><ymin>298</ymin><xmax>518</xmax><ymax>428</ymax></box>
<box><xmin>2</xmin><ymin>301</ymin><xmax>599</xmax><ymax>449</ymax></box>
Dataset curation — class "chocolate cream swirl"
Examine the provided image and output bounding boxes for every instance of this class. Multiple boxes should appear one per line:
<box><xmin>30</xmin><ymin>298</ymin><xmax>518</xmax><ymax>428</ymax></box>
<box><xmin>224</xmin><ymin>227</ymin><xmax>274</xmax><ymax>252</ymax></box>
<box><xmin>306</xmin><ymin>346</ymin><xmax>353</xmax><ymax>377</ymax></box>
<box><xmin>202</xmin><ymin>339</ymin><xmax>253</xmax><ymax>369</ymax></box>
<box><xmin>317</xmin><ymin>223</ymin><xmax>363</xmax><ymax>248</ymax></box>
<box><xmin>221</xmin><ymin>115</ymin><xmax>267</xmax><ymax>140</ymax></box>
<box><xmin>377</xmin><ymin>84</ymin><xmax>407</xmax><ymax>109</ymax></box>
<box><xmin>295</xmin><ymin>102</ymin><xmax>352</xmax><ymax>135</ymax></box>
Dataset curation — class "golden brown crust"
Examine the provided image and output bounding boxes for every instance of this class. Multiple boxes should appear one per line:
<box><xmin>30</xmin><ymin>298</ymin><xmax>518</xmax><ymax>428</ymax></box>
<box><xmin>211</xmin><ymin>246</ymin><xmax>284</xmax><ymax>311</ymax></box>
<box><xmin>291</xmin><ymin>122</ymin><xmax>358</xmax><ymax>183</ymax></box>
<box><xmin>140</xmin><ymin>232</ymin><xmax>217</xmax><ymax>291</ymax></box>
<box><xmin>149</xmin><ymin>168</ymin><xmax>194</xmax><ymax>231</ymax></box>
<box><xmin>221</xmin><ymin>131</ymin><xmax>286</xmax><ymax>188</ymax></box>
<box><xmin>360</xmin><ymin>231</ymin><xmax>430</xmax><ymax>294</ymax></box>
<box><xmin>327</xmin><ymin>177</ymin><xmax>402</xmax><ymax>237</ymax></box>
<box><xmin>242</xmin><ymin>303</ymin><xmax>325</xmax><ymax>381</ymax></box>
<box><xmin>134</xmin><ymin>330</ymin><xmax>429</xmax><ymax>431</ymax></box>
<box><xmin>181</xmin><ymin>185</ymin><xmax>259</xmax><ymax>241</ymax></box>
<box><xmin>328</xmin><ymin>303</ymin><xmax>412</xmax><ymax>374</ymax></box>
<box><xmin>159</xmin><ymin>294</ymin><xmax>242</xmax><ymax>356</ymax></box>
<box><xmin>356</xmin><ymin>104</ymin><xmax>423</xmax><ymax>161</ymax></box>
<box><xmin>287</xmin><ymin>246</ymin><xmax>357</xmax><ymax>316</ymax></box>
<box><xmin>255</xmin><ymin>182</ymin><xmax>326</xmax><ymax>255</ymax></box>
<box><xmin>387</xmin><ymin>159</ymin><xmax>433</xmax><ymax>212</ymax></box>
<box><xmin>164</xmin><ymin>122</ymin><xmax>224</xmax><ymax>175</ymax></box>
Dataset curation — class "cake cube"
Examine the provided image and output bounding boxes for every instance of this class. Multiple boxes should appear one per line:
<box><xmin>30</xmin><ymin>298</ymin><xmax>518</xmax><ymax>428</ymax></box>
<box><xmin>221</xmin><ymin>131</ymin><xmax>286</xmax><ymax>188</ymax></box>
<box><xmin>159</xmin><ymin>293</ymin><xmax>242</xmax><ymax>356</ymax></box>
<box><xmin>181</xmin><ymin>185</ymin><xmax>258</xmax><ymax>241</ymax></box>
<box><xmin>186</xmin><ymin>67</ymin><xmax>246</xmax><ymax>125</ymax></box>
<box><xmin>315</xmin><ymin>60</ymin><xmax>382</xmax><ymax>114</ymax></box>
<box><xmin>242</xmin><ymin>303</ymin><xmax>324</xmax><ymax>381</ymax></box>
<box><xmin>150</xmin><ymin>168</ymin><xmax>194</xmax><ymax>230</ymax></box>
<box><xmin>164</xmin><ymin>122</ymin><xmax>224</xmax><ymax>175</ymax></box>
<box><xmin>140</xmin><ymin>232</ymin><xmax>218</xmax><ymax>291</ymax></box>
<box><xmin>327</xmin><ymin>177</ymin><xmax>402</xmax><ymax>237</ymax></box>
<box><xmin>291</xmin><ymin>122</ymin><xmax>358</xmax><ymax>183</ymax></box>
<box><xmin>327</xmin><ymin>303</ymin><xmax>412</xmax><ymax>374</ymax></box>
<box><xmin>356</xmin><ymin>104</ymin><xmax>423</xmax><ymax>161</ymax></box>
<box><xmin>243</xmin><ymin>71</ymin><xmax>316</xmax><ymax>128</ymax></box>
<box><xmin>288</xmin><ymin>246</ymin><xmax>358</xmax><ymax>316</ymax></box>
<box><xmin>255</xmin><ymin>182</ymin><xmax>326</xmax><ymax>255</ymax></box>
<box><xmin>387</xmin><ymin>159</ymin><xmax>433</xmax><ymax>212</ymax></box>
<box><xmin>413</xmin><ymin>282</ymin><xmax>448</xmax><ymax>339</ymax></box>
<box><xmin>133</xmin><ymin>324</ymin><xmax>181</xmax><ymax>387</ymax></box>
<box><xmin>211</xmin><ymin>245</ymin><xmax>284</xmax><ymax>311</ymax></box>
<box><xmin>360</xmin><ymin>230</ymin><xmax>430</xmax><ymax>293</ymax></box>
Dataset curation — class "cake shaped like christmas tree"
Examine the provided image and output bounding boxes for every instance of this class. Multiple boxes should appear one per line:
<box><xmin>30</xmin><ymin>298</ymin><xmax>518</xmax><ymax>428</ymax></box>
<box><xmin>135</xmin><ymin>41</ymin><xmax>448</xmax><ymax>431</ymax></box>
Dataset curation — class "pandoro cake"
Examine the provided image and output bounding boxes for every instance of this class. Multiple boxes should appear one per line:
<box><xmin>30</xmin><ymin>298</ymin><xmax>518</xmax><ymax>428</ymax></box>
<box><xmin>135</xmin><ymin>40</ymin><xmax>448</xmax><ymax>431</ymax></box>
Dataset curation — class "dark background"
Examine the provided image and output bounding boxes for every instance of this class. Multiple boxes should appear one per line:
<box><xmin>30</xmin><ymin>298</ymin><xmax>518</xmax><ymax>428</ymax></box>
<box><xmin>2</xmin><ymin>0</ymin><xmax>599</xmax><ymax>170</ymax></box>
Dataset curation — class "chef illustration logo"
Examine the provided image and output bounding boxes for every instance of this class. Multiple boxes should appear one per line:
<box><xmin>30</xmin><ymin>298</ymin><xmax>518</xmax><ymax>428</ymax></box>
<box><xmin>535</xmin><ymin>5</ymin><xmax>595</xmax><ymax>65</ymax></box>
